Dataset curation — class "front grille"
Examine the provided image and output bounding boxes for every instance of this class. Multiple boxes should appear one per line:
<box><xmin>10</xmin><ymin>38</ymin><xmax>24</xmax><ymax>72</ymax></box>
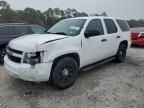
<box><xmin>7</xmin><ymin>53</ymin><xmax>21</xmax><ymax>63</ymax></box>
<box><xmin>7</xmin><ymin>47</ymin><xmax>23</xmax><ymax>54</ymax></box>
<box><xmin>7</xmin><ymin>47</ymin><xmax>23</xmax><ymax>63</ymax></box>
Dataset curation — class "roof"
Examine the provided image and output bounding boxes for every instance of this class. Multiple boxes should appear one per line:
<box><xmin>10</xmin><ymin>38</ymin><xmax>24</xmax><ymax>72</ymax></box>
<box><xmin>131</xmin><ymin>27</ymin><xmax>144</xmax><ymax>33</ymax></box>
<box><xmin>67</xmin><ymin>16</ymin><xmax>125</xmax><ymax>20</ymax></box>
<box><xmin>0</xmin><ymin>23</ymin><xmax>40</xmax><ymax>27</ymax></box>
<box><xmin>0</xmin><ymin>23</ymin><xmax>27</xmax><ymax>26</ymax></box>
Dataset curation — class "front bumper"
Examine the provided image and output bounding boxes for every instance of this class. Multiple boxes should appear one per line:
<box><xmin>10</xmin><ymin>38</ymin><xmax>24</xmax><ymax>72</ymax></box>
<box><xmin>4</xmin><ymin>56</ymin><xmax>53</xmax><ymax>82</ymax></box>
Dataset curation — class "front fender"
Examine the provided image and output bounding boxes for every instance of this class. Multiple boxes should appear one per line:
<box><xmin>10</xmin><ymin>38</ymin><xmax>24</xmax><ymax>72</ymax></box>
<box><xmin>38</xmin><ymin>36</ymin><xmax>81</xmax><ymax>63</ymax></box>
<box><xmin>47</xmin><ymin>49</ymin><xmax>80</xmax><ymax>62</ymax></box>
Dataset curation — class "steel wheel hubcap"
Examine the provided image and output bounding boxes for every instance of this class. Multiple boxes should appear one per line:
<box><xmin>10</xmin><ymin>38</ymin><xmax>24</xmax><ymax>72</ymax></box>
<box><xmin>60</xmin><ymin>65</ymin><xmax>73</xmax><ymax>82</ymax></box>
<box><xmin>62</xmin><ymin>68</ymin><xmax>69</xmax><ymax>76</ymax></box>
<box><xmin>119</xmin><ymin>51</ymin><xmax>123</xmax><ymax>56</ymax></box>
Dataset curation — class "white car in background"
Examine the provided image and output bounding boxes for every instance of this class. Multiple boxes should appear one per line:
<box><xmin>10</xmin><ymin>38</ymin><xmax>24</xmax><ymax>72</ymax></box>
<box><xmin>4</xmin><ymin>16</ymin><xmax>131</xmax><ymax>89</ymax></box>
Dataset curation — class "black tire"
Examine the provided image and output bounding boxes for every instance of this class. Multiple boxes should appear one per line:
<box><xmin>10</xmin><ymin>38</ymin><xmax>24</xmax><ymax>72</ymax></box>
<box><xmin>51</xmin><ymin>57</ymin><xmax>79</xmax><ymax>89</ymax></box>
<box><xmin>115</xmin><ymin>43</ymin><xmax>127</xmax><ymax>63</ymax></box>
<box><xmin>0</xmin><ymin>48</ymin><xmax>6</xmax><ymax>64</ymax></box>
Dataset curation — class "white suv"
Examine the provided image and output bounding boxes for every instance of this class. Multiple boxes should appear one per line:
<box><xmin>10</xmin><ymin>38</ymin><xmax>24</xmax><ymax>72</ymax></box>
<box><xmin>4</xmin><ymin>17</ymin><xmax>131</xmax><ymax>89</ymax></box>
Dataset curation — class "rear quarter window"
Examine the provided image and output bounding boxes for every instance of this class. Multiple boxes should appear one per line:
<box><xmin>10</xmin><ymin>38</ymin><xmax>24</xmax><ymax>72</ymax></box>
<box><xmin>116</xmin><ymin>20</ymin><xmax>130</xmax><ymax>32</ymax></box>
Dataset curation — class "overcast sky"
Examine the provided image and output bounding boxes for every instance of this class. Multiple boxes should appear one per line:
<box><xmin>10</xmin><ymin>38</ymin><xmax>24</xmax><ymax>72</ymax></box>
<box><xmin>5</xmin><ymin>0</ymin><xmax>144</xmax><ymax>20</ymax></box>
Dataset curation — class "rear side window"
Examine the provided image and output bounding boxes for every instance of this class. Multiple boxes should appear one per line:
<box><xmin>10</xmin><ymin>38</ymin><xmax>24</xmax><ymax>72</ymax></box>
<box><xmin>0</xmin><ymin>26</ymin><xmax>9</xmax><ymax>35</ymax></box>
<box><xmin>8</xmin><ymin>26</ymin><xmax>16</xmax><ymax>35</ymax></box>
<box><xmin>85</xmin><ymin>19</ymin><xmax>104</xmax><ymax>35</ymax></box>
<box><xmin>104</xmin><ymin>19</ymin><xmax>117</xmax><ymax>34</ymax></box>
<box><xmin>14</xmin><ymin>26</ymin><xmax>31</xmax><ymax>35</ymax></box>
<box><xmin>116</xmin><ymin>20</ymin><xmax>130</xmax><ymax>32</ymax></box>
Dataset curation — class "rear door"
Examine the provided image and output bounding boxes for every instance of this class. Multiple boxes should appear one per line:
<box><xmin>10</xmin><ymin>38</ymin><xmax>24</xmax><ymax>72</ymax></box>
<box><xmin>116</xmin><ymin>19</ymin><xmax>131</xmax><ymax>45</ymax></box>
<box><xmin>103</xmin><ymin>19</ymin><xmax>120</xmax><ymax>56</ymax></box>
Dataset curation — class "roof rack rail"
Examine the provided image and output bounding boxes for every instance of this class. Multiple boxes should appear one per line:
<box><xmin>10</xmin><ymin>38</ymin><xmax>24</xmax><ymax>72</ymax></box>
<box><xmin>0</xmin><ymin>23</ymin><xmax>28</xmax><ymax>26</ymax></box>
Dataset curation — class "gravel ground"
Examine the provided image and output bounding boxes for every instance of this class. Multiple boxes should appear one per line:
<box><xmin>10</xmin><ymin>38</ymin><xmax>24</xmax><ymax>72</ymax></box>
<box><xmin>0</xmin><ymin>47</ymin><xmax>144</xmax><ymax>108</ymax></box>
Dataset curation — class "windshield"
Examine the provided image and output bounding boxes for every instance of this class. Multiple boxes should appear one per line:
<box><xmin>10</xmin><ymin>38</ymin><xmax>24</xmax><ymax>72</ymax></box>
<box><xmin>31</xmin><ymin>25</ymin><xmax>46</xmax><ymax>34</ymax></box>
<box><xmin>47</xmin><ymin>19</ymin><xmax>86</xmax><ymax>36</ymax></box>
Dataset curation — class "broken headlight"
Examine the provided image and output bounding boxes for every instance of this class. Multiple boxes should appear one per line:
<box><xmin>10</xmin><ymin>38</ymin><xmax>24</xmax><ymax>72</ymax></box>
<box><xmin>23</xmin><ymin>51</ymin><xmax>44</xmax><ymax>65</ymax></box>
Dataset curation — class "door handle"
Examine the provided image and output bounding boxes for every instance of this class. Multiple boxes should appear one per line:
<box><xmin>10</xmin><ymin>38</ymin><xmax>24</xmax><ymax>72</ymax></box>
<box><xmin>101</xmin><ymin>39</ymin><xmax>107</xmax><ymax>42</ymax></box>
<box><xmin>116</xmin><ymin>36</ymin><xmax>121</xmax><ymax>38</ymax></box>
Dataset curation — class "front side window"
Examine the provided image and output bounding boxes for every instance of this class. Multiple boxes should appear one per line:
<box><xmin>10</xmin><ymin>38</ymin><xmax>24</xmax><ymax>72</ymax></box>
<box><xmin>104</xmin><ymin>19</ymin><xmax>117</xmax><ymax>34</ymax></box>
<box><xmin>8</xmin><ymin>26</ymin><xmax>16</xmax><ymax>35</ymax></box>
<box><xmin>85</xmin><ymin>19</ymin><xmax>104</xmax><ymax>36</ymax></box>
<box><xmin>0</xmin><ymin>26</ymin><xmax>9</xmax><ymax>35</ymax></box>
<box><xmin>116</xmin><ymin>19</ymin><xmax>130</xmax><ymax>32</ymax></box>
<box><xmin>48</xmin><ymin>19</ymin><xmax>86</xmax><ymax>36</ymax></box>
<box><xmin>14</xmin><ymin>26</ymin><xmax>31</xmax><ymax>35</ymax></box>
<box><xmin>31</xmin><ymin>25</ymin><xmax>46</xmax><ymax>34</ymax></box>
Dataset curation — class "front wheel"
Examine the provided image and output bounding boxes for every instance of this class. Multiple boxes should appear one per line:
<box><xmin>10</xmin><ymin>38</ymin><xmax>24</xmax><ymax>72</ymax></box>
<box><xmin>51</xmin><ymin>57</ymin><xmax>79</xmax><ymax>89</ymax></box>
<box><xmin>0</xmin><ymin>48</ymin><xmax>6</xmax><ymax>64</ymax></box>
<box><xmin>115</xmin><ymin>43</ymin><xmax>127</xmax><ymax>63</ymax></box>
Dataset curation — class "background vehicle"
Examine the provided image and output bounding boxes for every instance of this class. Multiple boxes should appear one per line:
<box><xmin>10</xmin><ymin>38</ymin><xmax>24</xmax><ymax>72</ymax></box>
<box><xmin>4</xmin><ymin>17</ymin><xmax>131</xmax><ymax>89</ymax></box>
<box><xmin>131</xmin><ymin>27</ymin><xmax>144</xmax><ymax>46</ymax></box>
<box><xmin>0</xmin><ymin>23</ymin><xmax>46</xmax><ymax>64</ymax></box>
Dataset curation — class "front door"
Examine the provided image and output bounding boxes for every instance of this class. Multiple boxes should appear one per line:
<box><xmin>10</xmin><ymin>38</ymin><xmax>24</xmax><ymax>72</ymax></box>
<box><xmin>81</xmin><ymin>19</ymin><xmax>109</xmax><ymax>67</ymax></box>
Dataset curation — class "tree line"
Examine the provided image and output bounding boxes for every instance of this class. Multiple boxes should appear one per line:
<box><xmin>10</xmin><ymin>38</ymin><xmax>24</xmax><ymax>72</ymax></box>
<box><xmin>0</xmin><ymin>1</ymin><xmax>88</xmax><ymax>28</ymax></box>
<box><xmin>128</xmin><ymin>19</ymin><xmax>144</xmax><ymax>28</ymax></box>
<box><xmin>0</xmin><ymin>0</ymin><xmax>144</xmax><ymax>28</ymax></box>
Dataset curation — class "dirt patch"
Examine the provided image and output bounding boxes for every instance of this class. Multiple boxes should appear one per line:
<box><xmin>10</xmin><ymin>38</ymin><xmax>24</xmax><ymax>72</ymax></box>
<box><xmin>0</xmin><ymin>47</ymin><xmax>144</xmax><ymax>108</ymax></box>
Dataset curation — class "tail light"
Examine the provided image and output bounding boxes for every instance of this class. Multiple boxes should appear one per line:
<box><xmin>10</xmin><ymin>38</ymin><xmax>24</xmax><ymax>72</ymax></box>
<box><xmin>131</xmin><ymin>32</ymin><xmax>139</xmax><ymax>40</ymax></box>
<box><xmin>138</xmin><ymin>32</ymin><xmax>144</xmax><ymax>38</ymax></box>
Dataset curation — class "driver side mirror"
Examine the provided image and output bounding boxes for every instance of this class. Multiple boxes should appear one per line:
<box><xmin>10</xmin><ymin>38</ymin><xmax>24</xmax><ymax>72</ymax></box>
<box><xmin>84</xmin><ymin>30</ymin><xmax>100</xmax><ymax>38</ymax></box>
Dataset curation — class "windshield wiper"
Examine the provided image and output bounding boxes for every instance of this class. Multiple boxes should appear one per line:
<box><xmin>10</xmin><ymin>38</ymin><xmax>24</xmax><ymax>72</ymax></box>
<box><xmin>55</xmin><ymin>32</ymin><xmax>67</xmax><ymax>35</ymax></box>
<box><xmin>47</xmin><ymin>32</ymin><xmax>67</xmax><ymax>35</ymax></box>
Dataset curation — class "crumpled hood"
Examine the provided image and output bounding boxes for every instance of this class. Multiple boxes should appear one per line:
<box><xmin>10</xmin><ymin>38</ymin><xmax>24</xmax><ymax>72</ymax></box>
<box><xmin>9</xmin><ymin>34</ymin><xmax>68</xmax><ymax>52</ymax></box>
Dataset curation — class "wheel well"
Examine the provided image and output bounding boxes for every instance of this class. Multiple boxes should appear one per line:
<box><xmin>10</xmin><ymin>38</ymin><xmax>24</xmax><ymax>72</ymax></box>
<box><xmin>120</xmin><ymin>40</ymin><xmax>128</xmax><ymax>48</ymax></box>
<box><xmin>53</xmin><ymin>53</ymin><xmax>80</xmax><ymax>67</ymax></box>
<box><xmin>50</xmin><ymin>53</ymin><xmax>80</xmax><ymax>81</ymax></box>
<box><xmin>51</xmin><ymin>53</ymin><xmax>80</xmax><ymax>70</ymax></box>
